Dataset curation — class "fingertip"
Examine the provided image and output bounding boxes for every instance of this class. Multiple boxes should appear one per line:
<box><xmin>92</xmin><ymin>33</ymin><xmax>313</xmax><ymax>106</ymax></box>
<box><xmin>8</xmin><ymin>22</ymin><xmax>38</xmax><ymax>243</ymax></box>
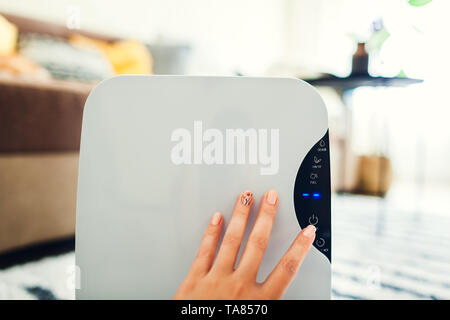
<box><xmin>302</xmin><ymin>225</ymin><xmax>316</xmax><ymax>239</ymax></box>
<box><xmin>211</xmin><ymin>212</ymin><xmax>222</xmax><ymax>225</ymax></box>
<box><xmin>239</xmin><ymin>190</ymin><xmax>254</xmax><ymax>206</ymax></box>
<box><xmin>294</xmin><ymin>225</ymin><xmax>316</xmax><ymax>249</ymax></box>
<box><xmin>266</xmin><ymin>189</ymin><xmax>278</xmax><ymax>206</ymax></box>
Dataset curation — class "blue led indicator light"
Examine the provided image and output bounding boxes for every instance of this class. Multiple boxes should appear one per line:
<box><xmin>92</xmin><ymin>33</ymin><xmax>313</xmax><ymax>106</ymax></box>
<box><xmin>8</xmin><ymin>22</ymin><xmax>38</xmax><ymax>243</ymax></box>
<box><xmin>312</xmin><ymin>192</ymin><xmax>321</xmax><ymax>198</ymax></box>
<box><xmin>302</xmin><ymin>193</ymin><xmax>310</xmax><ymax>197</ymax></box>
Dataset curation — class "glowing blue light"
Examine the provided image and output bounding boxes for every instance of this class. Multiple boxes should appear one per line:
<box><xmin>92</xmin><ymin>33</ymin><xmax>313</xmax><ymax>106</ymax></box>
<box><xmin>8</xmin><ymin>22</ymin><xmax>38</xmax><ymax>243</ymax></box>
<box><xmin>312</xmin><ymin>192</ymin><xmax>321</xmax><ymax>198</ymax></box>
<box><xmin>302</xmin><ymin>193</ymin><xmax>310</xmax><ymax>197</ymax></box>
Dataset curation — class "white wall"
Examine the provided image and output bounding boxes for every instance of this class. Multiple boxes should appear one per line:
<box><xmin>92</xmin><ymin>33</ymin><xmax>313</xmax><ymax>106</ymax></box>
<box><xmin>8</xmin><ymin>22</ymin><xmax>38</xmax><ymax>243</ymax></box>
<box><xmin>0</xmin><ymin>0</ymin><xmax>287</xmax><ymax>75</ymax></box>
<box><xmin>286</xmin><ymin>0</ymin><xmax>450</xmax><ymax>185</ymax></box>
<box><xmin>2</xmin><ymin>0</ymin><xmax>449</xmax><ymax>185</ymax></box>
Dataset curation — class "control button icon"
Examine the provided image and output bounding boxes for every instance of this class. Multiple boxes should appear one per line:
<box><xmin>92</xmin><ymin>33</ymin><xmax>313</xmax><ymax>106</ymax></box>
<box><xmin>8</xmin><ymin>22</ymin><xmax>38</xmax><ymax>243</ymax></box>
<box><xmin>316</xmin><ymin>238</ymin><xmax>325</xmax><ymax>247</ymax></box>
<box><xmin>313</xmin><ymin>156</ymin><xmax>322</xmax><ymax>164</ymax></box>
<box><xmin>310</xmin><ymin>173</ymin><xmax>319</xmax><ymax>180</ymax></box>
<box><xmin>308</xmin><ymin>214</ymin><xmax>318</xmax><ymax>225</ymax></box>
<box><xmin>319</xmin><ymin>140</ymin><xmax>326</xmax><ymax>147</ymax></box>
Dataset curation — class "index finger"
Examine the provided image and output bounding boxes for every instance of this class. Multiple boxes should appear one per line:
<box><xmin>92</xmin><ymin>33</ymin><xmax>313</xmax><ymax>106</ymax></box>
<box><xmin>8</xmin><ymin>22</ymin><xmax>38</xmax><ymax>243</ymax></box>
<box><xmin>262</xmin><ymin>225</ymin><xmax>316</xmax><ymax>299</ymax></box>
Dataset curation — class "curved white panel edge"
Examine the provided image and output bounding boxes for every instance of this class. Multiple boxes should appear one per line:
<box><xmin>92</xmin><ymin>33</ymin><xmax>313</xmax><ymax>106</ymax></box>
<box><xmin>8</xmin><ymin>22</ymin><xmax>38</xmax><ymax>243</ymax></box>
<box><xmin>75</xmin><ymin>76</ymin><xmax>331</xmax><ymax>299</ymax></box>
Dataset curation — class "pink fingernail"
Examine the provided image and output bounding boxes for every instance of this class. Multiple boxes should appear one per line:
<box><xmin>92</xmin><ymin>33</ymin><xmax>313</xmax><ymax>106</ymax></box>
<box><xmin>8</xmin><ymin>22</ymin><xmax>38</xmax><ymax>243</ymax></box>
<box><xmin>303</xmin><ymin>225</ymin><xmax>316</xmax><ymax>238</ymax></box>
<box><xmin>266</xmin><ymin>189</ymin><xmax>278</xmax><ymax>205</ymax></box>
<box><xmin>211</xmin><ymin>212</ymin><xmax>222</xmax><ymax>225</ymax></box>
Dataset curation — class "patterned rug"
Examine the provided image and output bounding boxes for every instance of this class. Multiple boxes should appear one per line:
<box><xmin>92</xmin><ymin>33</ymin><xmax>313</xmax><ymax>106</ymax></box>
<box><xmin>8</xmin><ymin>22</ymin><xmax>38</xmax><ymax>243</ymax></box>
<box><xmin>332</xmin><ymin>193</ymin><xmax>450</xmax><ymax>299</ymax></box>
<box><xmin>1</xmin><ymin>191</ymin><xmax>450</xmax><ymax>300</ymax></box>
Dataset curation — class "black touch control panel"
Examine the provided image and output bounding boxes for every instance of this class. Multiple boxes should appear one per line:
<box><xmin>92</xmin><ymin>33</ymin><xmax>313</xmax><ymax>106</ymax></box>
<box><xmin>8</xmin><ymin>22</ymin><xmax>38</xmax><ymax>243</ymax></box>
<box><xmin>293</xmin><ymin>130</ymin><xmax>331</xmax><ymax>262</ymax></box>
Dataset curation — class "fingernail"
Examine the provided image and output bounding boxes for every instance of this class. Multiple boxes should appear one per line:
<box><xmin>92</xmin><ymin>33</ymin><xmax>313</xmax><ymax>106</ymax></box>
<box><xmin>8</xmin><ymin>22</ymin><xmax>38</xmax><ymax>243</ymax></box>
<box><xmin>302</xmin><ymin>225</ymin><xmax>316</xmax><ymax>238</ymax></box>
<box><xmin>240</xmin><ymin>190</ymin><xmax>253</xmax><ymax>206</ymax></box>
<box><xmin>211</xmin><ymin>212</ymin><xmax>222</xmax><ymax>225</ymax></box>
<box><xmin>266</xmin><ymin>189</ymin><xmax>278</xmax><ymax>205</ymax></box>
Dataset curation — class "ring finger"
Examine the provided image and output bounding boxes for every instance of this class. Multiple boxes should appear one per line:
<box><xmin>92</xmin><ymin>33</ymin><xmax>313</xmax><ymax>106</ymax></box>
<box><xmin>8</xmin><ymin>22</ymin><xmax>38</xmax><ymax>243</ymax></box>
<box><xmin>211</xmin><ymin>190</ymin><xmax>254</xmax><ymax>273</ymax></box>
<box><xmin>237</xmin><ymin>189</ymin><xmax>278</xmax><ymax>278</ymax></box>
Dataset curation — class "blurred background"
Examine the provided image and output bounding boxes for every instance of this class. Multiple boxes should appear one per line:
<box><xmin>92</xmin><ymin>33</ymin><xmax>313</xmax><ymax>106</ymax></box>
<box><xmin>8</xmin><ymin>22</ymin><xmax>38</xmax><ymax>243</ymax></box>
<box><xmin>0</xmin><ymin>0</ymin><xmax>449</xmax><ymax>299</ymax></box>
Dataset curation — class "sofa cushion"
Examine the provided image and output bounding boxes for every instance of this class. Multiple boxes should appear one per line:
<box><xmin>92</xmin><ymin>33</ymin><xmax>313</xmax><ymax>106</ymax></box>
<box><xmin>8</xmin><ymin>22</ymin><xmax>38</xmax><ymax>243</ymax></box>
<box><xmin>0</xmin><ymin>152</ymin><xmax>78</xmax><ymax>253</ymax></box>
<box><xmin>20</xmin><ymin>34</ymin><xmax>114</xmax><ymax>82</ymax></box>
<box><xmin>0</xmin><ymin>76</ymin><xmax>93</xmax><ymax>152</ymax></box>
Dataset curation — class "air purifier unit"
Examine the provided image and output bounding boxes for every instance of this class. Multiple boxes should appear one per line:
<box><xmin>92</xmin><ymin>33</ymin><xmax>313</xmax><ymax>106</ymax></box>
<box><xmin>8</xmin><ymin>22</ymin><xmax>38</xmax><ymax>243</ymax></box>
<box><xmin>75</xmin><ymin>76</ymin><xmax>331</xmax><ymax>299</ymax></box>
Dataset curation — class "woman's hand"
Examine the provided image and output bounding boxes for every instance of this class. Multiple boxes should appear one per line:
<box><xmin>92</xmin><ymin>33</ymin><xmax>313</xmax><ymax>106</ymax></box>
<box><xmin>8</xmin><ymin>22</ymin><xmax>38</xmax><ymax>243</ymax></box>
<box><xmin>173</xmin><ymin>189</ymin><xmax>316</xmax><ymax>300</ymax></box>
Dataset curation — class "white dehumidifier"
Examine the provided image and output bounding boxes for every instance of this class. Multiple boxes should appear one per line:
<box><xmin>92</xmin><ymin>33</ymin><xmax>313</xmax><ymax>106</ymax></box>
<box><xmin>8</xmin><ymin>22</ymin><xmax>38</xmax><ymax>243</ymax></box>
<box><xmin>75</xmin><ymin>76</ymin><xmax>331</xmax><ymax>299</ymax></box>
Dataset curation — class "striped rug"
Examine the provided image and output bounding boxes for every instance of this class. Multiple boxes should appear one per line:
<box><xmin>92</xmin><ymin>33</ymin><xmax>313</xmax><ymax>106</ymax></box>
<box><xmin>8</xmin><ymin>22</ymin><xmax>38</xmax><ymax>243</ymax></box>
<box><xmin>332</xmin><ymin>193</ymin><xmax>450</xmax><ymax>299</ymax></box>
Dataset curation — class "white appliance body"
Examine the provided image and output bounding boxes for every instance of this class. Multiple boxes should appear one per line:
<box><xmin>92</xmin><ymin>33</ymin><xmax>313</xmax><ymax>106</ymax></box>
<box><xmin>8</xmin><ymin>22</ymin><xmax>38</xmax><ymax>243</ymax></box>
<box><xmin>75</xmin><ymin>76</ymin><xmax>331</xmax><ymax>299</ymax></box>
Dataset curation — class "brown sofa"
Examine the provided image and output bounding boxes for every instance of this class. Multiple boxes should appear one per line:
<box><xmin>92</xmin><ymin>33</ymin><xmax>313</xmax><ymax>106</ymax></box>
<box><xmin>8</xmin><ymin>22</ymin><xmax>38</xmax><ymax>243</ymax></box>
<box><xmin>0</xmin><ymin>13</ymin><xmax>116</xmax><ymax>253</ymax></box>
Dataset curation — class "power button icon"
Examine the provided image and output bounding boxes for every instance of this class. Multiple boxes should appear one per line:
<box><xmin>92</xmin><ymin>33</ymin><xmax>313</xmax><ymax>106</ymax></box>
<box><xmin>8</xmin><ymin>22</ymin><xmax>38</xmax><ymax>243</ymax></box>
<box><xmin>316</xmin><ymin>238</ymin><xmax>325</xmax><ymax>247</ymax></box>
<box><xmin>308</xmin><ymin>214</ymin><xmax>318</xmax><ymax>225</ymax></box>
